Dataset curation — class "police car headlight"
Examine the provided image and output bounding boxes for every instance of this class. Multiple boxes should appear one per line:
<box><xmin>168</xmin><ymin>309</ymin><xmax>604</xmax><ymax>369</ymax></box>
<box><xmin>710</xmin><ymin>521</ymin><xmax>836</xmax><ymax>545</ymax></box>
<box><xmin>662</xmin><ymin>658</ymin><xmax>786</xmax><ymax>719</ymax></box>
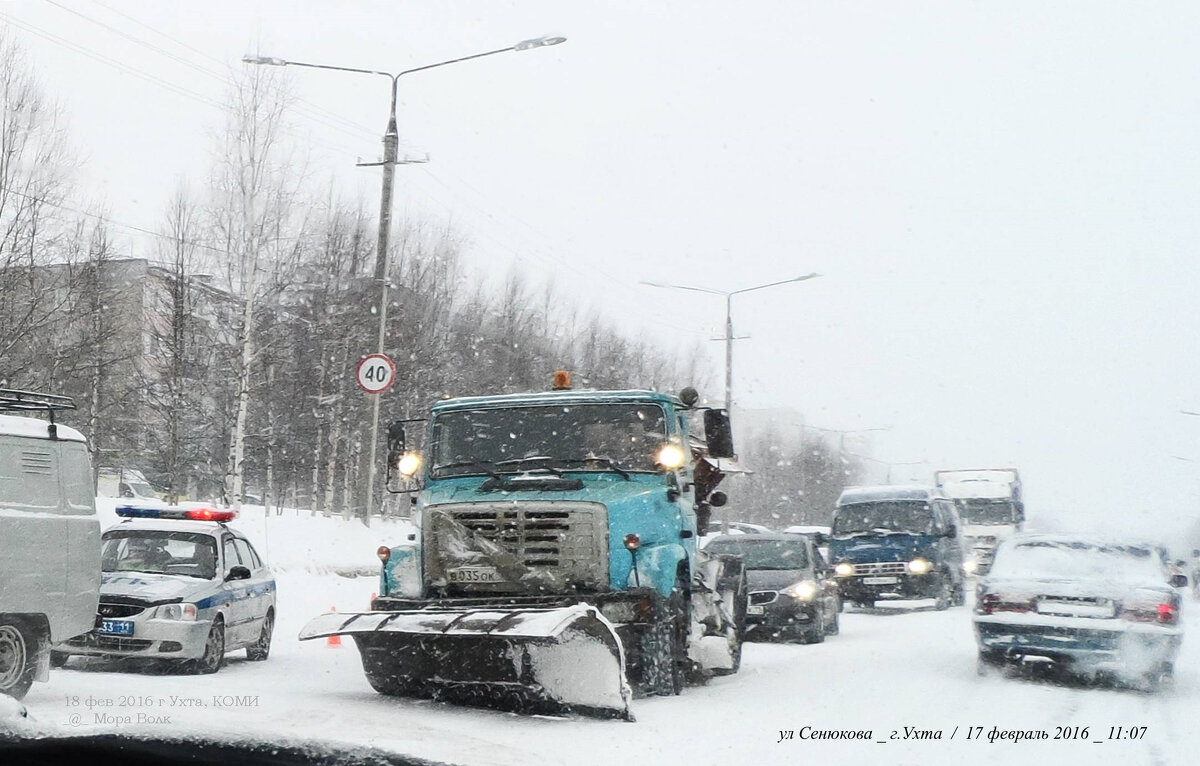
<box><xmin>783</xmin><ymin>580</ymin><xmax>818</xmax><ymax>601</ymax></box>
<box><xmin>154</xmin><ymin>603</ymin><xmax>198</xmax><ymax>620</ymax></box>
<box><xmin>834</xmin><ymin>562</ymin><xmax>854</xmax><ymax>577</ymax></box>
<box><xmin>907</xmin><ymin>558</ymin><xmax>933</xmax><ymax>575</ymax></box>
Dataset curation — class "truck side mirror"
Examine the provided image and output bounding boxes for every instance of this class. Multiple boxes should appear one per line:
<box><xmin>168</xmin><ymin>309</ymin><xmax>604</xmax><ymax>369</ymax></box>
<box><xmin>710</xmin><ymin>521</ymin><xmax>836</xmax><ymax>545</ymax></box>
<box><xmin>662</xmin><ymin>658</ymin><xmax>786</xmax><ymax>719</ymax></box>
<box><xmin>386</xmin><ymin>421</ymin><xmax>407</xmax><ymax>466</ymax></box>
<box><xmin>709</xmin><ymin>491</ymin><xmax>727</xmax><ymax>507</ymax></box>
<box><xmin>944</xmin><ymin>524</ymin><xmax>957</xmax><ymax>539</ymax></box>
<box><xmin>703</xmin><ymin>410</ymin><xmax>735</xmax><ymax>458</ymax></box>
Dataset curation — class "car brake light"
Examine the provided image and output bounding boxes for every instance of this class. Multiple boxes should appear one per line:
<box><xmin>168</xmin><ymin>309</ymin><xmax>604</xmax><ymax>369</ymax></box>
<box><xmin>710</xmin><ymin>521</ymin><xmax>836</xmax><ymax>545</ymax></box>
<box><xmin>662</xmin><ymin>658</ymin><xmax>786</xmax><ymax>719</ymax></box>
<box><xmin>1157</xmin><ymin>602</ymin><xmax>1179</xmax><ymax>625</ymax></box>
<box><xmin>979</xmin><ymin>592</ymin><xmax>1033</xmax><ymax>614</ymax></box>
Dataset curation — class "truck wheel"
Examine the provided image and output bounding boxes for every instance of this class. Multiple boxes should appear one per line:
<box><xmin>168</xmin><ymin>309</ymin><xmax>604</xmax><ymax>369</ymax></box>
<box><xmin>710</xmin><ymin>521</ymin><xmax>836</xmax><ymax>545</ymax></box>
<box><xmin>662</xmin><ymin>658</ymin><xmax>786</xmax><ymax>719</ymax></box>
<box><xmin>0</xmin><ymin>620</ymin><xmax>35</xmax><ymax>700</ymax></box>
<box><xmin>362</xmin><ymin>649</ymin><xmax>417</xmax><ymax>696</ymax></box>
<box><xmin>934</xmin><ymin>577</ymin><xmax>952</xmax><ymax>611</ymax></box>
<box><xmin>666</xmin><ymin>585</ymin><xmax>688</xmax><ymax>695</ymax></box>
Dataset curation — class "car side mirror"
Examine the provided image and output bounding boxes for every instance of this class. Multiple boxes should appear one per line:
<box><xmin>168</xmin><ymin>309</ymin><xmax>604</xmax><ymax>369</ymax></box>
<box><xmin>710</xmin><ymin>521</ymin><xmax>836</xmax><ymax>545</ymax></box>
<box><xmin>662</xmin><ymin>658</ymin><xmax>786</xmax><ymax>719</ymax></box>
<box><xmin>813</xmin><ymin>532</ymin><xmax>829</xmax><ymax>547</ymax></box>
<box><xmin>226</xmin><ymin>565</ymin><xmax>251</xmax><ymax>581</ymax></box>
<box><xmin>703</xmin><ymin>409</ymin><xmax>735</xmax><ymax>459</ymax></box>
<box><xmin>709</xmin><ymin>491</ymin><xmax>727</xmax><ymax>508</ymax></box>
<box><xmin>1170</xmin><ymin>573</ymin><xmax>1188</xmax><ymax>589</ymax></box>
<box><xmin>944</xmin><ymin>525</ymin><xmax>957</xmax><ymax>539</ymax></box>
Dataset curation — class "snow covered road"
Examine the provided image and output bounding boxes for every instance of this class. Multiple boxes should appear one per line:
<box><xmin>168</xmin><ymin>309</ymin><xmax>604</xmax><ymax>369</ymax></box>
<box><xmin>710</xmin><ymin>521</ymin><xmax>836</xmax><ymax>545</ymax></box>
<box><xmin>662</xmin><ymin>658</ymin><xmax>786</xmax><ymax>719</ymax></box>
<box><xmin>20</xmin><ymin>572</ymin><xmax>1200</xmax><ymax>766</ymax></box>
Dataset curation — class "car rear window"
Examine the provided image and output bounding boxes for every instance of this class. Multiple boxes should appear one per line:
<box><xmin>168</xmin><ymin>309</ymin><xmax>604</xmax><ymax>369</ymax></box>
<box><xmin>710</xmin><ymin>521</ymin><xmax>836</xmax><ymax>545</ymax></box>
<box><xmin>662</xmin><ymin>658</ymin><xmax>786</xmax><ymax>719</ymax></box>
<box><xmin>991</xmin><ymin>540</ymin><xmax>1163</xmax><ymax>583</ymax></box>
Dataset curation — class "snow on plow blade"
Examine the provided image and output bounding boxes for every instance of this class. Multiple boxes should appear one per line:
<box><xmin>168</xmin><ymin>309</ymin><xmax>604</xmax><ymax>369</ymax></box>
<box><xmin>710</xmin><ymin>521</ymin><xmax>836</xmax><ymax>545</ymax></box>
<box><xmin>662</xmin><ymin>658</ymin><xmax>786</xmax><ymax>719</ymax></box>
<box><xmin>299</xmin><ymin>604</ymin><xmax>634</xmax><ymax>721</ymax></box>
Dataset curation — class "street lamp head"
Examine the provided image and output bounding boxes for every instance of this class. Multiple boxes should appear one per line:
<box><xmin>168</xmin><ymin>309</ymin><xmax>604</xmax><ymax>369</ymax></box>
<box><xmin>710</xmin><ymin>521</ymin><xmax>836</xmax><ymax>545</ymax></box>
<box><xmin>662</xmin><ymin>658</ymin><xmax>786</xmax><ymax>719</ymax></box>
<box><xmin>514</xmin><ymin>35</ymin><xmax>568</xmax><ymax>51</ymax></box>
<box><xmin>242</xmin><ymin>55</ymin><xmax>288</xmax><ymax>67</ymax></box>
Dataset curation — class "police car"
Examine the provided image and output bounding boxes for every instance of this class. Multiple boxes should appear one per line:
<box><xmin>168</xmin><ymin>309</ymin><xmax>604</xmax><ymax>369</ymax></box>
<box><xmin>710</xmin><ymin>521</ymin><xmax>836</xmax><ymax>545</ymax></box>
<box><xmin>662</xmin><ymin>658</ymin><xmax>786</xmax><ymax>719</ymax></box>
<box><xmin>54</xmin><ymin>506</ymin><xmax>276</xmax><ymax>674</ymax></box>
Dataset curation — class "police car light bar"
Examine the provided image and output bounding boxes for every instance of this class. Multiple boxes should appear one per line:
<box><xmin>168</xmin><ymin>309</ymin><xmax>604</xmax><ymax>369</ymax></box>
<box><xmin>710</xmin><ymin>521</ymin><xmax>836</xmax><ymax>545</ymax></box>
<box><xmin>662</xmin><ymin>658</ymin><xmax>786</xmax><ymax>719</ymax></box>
<box><xmin>115</xmin><ymin>505</ymin><xmax>237</xmax><ymax>523</ymax></box>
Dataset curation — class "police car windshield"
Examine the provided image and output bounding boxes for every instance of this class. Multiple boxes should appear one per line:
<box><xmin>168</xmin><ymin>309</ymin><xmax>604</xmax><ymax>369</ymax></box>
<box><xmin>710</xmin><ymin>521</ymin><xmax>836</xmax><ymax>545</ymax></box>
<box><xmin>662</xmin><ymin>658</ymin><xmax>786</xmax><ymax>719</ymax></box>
<box><xmin>102</xmin><ymin>531</ymin><xmax>219</xmax><ymax>579</ymax></box>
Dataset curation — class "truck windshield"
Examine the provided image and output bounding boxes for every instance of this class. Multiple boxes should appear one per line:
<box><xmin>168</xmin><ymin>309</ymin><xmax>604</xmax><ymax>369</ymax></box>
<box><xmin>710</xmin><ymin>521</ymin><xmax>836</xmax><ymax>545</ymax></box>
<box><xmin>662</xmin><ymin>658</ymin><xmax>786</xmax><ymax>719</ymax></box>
<box><xmin>705</xmin><ymin>538</ymin><xmax>809</xmax><ymax>570</ymax></box>
<box><xmin>832</xmin><ymin>501</ymin><xmax>934</xmax><ymax>536</ymax></box>
<box><xmin>956</xmin><ymin>499</ymin><xmax>1016</xmax><ymax>525</ymax></box>
<box><xmin>431</xmin><ymin>403</ymin><xmax>669</xmax><ymax>477</ymax></box>
<box><xmin>101</xmin><ymin>531</ymin><xmax>218</xmax><ymax>579</ymax></box>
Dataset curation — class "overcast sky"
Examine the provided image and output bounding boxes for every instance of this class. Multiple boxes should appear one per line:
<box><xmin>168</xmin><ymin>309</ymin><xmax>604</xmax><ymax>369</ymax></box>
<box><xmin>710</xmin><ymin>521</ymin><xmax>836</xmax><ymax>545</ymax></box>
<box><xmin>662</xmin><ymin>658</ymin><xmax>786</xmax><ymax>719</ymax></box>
<box><xmin>6</xmin><ymin>1</ymin><xmax>1200</xmax><ymax>541</ymax></box>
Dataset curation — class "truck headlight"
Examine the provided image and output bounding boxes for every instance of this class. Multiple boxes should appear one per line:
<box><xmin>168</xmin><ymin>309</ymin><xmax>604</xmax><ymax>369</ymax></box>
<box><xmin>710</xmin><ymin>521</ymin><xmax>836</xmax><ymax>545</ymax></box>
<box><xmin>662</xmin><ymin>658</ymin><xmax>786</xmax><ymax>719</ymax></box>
<box><xmin>834</xmin><ymin>562</ymin><xmax>854</xmax><ymax>577</ymax></box>
<box><xmin>783</xmin><ymin>580</ymin><xmax>818</xmax><ymax>601</ymax></box>
<box><xmin>655</xmin><ymin>443</ymin><xmax>687</xmax><ymax>470</ymax></box>
<box><xmin>154</xmin><ymin>603</ymin><xmax>197</xmax><ymax>620</ymax></box>
<box><xmin>907</xmin><ymin>558</ymin><xmax>933</xmax><ymax>575</ymax></box>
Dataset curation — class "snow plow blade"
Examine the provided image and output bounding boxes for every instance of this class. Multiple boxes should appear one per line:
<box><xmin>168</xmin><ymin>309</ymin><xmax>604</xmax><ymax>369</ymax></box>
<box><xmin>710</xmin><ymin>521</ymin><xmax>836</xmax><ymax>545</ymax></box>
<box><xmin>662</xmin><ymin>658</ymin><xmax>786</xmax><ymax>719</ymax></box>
<box><xmin>299</xmin><ymin>604</ymin><xmax>634</xmax><ymax>721</ymax></box>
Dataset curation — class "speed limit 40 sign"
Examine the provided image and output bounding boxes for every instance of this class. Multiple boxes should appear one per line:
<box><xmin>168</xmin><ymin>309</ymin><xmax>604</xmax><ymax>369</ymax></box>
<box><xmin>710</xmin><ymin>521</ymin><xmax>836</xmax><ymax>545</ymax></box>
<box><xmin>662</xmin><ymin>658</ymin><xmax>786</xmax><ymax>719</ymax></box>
<box><xmin>356</xmin><ymin>353</ymin><xmax>396</xmax><ymax>394</ymax></box>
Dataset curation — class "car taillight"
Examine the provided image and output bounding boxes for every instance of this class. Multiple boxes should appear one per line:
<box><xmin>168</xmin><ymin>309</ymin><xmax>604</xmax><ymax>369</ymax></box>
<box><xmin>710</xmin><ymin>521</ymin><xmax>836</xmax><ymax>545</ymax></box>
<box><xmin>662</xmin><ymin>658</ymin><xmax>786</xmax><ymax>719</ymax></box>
<box><xmin>1121</xmin><ymin>595</ymin><xmax>1180</xmax><ymax>625</ymax></box>
<box><xmin>978</xmin><ymin>592</ymin><xmax>1033</xmax><ymax>615</ymax></box>
<box><xmin>1157</xmin><ymin>601</ymin><xmax>1179</xmax><ymax>625</ymax></box>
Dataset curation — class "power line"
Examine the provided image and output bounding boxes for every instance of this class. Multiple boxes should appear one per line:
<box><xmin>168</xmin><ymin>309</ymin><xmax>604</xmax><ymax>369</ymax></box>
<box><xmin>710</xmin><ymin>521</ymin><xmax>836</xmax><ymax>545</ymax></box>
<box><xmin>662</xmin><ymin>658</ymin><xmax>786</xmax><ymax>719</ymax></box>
<box><xmin>84</xmin><ymin>0</ymin><xmax>383</xmax><ymax>142</ymax></box>
<box><xmin>0</xmin><ymin>10</ymin><xmax>224</xmax><ymax>108</ymax></box>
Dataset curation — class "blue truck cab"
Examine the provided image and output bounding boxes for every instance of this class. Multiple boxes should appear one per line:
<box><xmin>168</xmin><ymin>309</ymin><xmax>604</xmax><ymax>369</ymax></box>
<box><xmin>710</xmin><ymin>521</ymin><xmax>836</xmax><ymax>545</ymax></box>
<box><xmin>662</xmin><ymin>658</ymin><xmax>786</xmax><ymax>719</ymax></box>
<box><xmin>829</xmin><ymin>485</ymin><xmax>966</xmax><ymax>610</ymax></box>
<box><xmin>304</xmin><ymin>379</ymin><xmax>748</xmax><ymax>717</ymax></box>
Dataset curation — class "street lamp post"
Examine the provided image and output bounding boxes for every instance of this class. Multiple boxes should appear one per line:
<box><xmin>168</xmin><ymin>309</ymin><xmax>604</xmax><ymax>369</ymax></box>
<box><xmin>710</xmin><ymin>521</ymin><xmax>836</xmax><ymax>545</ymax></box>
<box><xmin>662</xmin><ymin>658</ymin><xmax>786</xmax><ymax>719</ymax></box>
<box><xmin>245</xmin><ymin>36</ymin><xmax>565</xmax><ymax>522</ymax></box>
<box><xmin>641</xmin><ymin>274</ymin><xmax>821</xmax><ymax>414</ymax></box>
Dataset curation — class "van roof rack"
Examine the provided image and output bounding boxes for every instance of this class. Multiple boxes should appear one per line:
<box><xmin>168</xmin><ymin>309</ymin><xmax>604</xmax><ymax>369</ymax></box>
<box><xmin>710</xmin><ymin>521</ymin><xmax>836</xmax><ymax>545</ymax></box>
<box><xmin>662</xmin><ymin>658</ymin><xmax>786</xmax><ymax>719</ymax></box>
<box><xmin>0</xmin><ymin>389</ymin><xmax>77</xmax><ymax>438</ymax></box>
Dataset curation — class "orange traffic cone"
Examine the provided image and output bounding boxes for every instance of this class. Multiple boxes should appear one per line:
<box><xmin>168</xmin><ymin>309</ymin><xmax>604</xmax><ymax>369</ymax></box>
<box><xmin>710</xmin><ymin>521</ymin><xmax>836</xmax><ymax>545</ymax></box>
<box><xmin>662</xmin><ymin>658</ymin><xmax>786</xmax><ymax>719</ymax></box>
<box><xmin>326</xmin><ymin>606</ymin><xmax>341</xmax><ymax>648</ymax></box>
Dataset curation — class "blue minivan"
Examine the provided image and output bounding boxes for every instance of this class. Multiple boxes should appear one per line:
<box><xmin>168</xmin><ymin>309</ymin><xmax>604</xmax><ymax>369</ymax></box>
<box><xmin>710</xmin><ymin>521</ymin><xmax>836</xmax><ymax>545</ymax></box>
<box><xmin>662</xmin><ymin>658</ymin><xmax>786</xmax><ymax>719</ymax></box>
<box><xmin>829</xmin><ymin>485</ymin><xmax>966</xmax><ymax>609</ymax></box>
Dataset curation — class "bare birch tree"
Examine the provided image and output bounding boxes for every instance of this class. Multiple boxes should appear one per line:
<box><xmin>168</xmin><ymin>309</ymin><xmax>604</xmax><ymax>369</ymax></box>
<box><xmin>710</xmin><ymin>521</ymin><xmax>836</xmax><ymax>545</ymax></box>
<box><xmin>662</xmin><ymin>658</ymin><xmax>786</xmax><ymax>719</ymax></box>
<box><xmin>209</xmin><ymin>64</ymin><xmax>303</xmax><ymax>509</ymax></box>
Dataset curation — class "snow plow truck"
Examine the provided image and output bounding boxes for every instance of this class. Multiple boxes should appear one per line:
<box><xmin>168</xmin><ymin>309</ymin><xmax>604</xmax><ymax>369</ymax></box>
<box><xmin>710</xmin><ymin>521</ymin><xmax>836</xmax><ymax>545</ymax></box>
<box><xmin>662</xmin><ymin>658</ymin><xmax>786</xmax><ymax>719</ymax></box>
<box><xmin>299</xmin><ymin>375</ymin><xmax>748</xmax><ymax>720</ymax></box>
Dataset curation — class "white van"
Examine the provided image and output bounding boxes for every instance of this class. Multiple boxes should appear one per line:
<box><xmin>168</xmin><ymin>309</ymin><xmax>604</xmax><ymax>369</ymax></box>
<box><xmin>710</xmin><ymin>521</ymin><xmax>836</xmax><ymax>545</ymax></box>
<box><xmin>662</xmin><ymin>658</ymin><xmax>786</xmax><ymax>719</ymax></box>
<box><xmin>0</xmin><ymin>390</ymin><xmax>101</xmax><ymax>698</ymax></box>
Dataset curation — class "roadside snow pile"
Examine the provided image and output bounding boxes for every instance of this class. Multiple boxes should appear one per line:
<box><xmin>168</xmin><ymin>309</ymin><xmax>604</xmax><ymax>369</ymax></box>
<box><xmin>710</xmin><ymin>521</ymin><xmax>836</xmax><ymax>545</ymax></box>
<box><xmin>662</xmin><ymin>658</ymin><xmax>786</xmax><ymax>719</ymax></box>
<box><xmin>94</xmin><ymin>497</ymin><xmax>415</xmax><ymax>575</ymax></box>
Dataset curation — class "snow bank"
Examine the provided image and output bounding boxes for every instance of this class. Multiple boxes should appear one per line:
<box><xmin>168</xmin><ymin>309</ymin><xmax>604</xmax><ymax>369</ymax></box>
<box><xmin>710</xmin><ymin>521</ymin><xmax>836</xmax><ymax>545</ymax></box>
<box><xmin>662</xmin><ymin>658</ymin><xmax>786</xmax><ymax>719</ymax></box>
<box><xmin>95</xmin><ymin>497</ymin><xmax>415</xmax><ymax>575</ymax></box>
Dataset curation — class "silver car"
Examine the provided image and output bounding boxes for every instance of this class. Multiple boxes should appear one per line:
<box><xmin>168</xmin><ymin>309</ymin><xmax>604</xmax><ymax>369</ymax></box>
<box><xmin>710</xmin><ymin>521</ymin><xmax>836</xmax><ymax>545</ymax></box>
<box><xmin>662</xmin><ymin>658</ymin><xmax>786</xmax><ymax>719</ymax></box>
<box><xmin>55</xmin><ymin>507</ymin><xmax>276</xmax><ymax>673</ymax></box>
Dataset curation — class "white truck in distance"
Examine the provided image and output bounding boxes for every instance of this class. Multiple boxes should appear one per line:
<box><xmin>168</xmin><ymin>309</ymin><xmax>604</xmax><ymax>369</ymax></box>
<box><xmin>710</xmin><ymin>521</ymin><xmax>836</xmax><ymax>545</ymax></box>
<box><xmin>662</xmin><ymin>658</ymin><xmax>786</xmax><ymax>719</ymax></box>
<box><xmin>934</xmin><ymin>468</ymin><xmax>1024</xmax><ymax>576</ymax></box>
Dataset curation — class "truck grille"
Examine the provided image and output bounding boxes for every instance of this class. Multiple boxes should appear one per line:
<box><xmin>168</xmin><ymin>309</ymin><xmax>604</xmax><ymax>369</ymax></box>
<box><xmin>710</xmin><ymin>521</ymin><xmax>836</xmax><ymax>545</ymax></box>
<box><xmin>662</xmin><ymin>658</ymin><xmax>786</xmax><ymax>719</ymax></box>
<box><xmin>429</xmin><ymin>501</ymin><xmax>610</xmax><ymax>592</ymax></box>
<box><xmin>850</xmin><ymin>561</ymin><xmax>908</xmax><ymax>577</ymax></box>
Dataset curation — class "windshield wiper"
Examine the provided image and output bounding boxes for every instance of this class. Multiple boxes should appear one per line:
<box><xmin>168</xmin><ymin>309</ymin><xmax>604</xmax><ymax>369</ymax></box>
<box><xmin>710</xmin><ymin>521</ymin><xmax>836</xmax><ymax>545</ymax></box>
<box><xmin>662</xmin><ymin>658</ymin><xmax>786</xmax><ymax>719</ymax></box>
<box><xmin>431</xmin><ymin>460</ymin><xmax>504</xmax><ymax>479</ymax></box>
<box><xmin>493</xmin><ymin>456</ymin><xmax>565</xmax><ymax>476</ymax></box>
<box><xmin>557</xmin><ymin>456</ymin><xmax>631</xmax><ymax>480</ymax></box>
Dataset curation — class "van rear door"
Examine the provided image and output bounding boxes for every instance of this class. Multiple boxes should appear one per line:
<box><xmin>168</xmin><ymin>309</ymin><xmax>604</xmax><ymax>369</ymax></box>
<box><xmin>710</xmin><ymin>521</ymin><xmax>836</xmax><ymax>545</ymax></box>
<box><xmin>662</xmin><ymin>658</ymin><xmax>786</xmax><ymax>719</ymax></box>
<box><xmin>0</xmin><ymin>435</ymin><xmax>67</xmax><ymax>635</ymax></box>
<box><xmin>59</xmin><ymin>442</ymin><xmax>101</xmax><ymax>640</ymax></box>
